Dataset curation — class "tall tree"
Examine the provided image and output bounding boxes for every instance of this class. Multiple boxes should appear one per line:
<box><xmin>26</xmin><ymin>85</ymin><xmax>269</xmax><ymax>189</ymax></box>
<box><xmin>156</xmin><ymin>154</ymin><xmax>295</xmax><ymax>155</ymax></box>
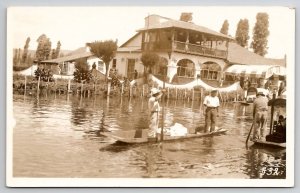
<box><xmin>220</xmin><ymin>20</ymin><xmax>229</xmax><ymax>35</ymax></box>
<box><xmin>141</xmin><ymin>52</ymin><xmax>159</xmax><ymax>73</ymax></box>
<box><xmin>35</xmin><ymin>34</ymin><xmax>52</xmax><ymax>61</ymax></box>
<box><xmin>73</xmin><ymin>58</ymin><xmax>92</xmax><ymax>83</ymax></box>
<box><xmin>251</xmin><ymin>12</ymin><xmax>270</xmax><ymax>56</ymax></box>
<box><xmin>87</xmin><ymin>40</ymin><xmax>118</xmax><ymax>80</ymax></box>
<box><xmin>54</xmin><ymin>41</ymin><xmax>61</xmax><ymax>59</ymax></box>
<box><xmin>21</xmin><ymin>37</ymin><xmax>30</xmax><ymax>63</ymax></box>
<box><xmin>51</xmin><ymin>49</ymin><xmax>56</xmax><ymax>59</ymax></box>
<box><xmin>180</xmin><ymin>12</ymin><xmax>193</xmax><ymax>22</ymax></box>
<box><xmin>235</xmin><ymin>19</ymin><xmax>249</xmax><ymax>47</ymax></box>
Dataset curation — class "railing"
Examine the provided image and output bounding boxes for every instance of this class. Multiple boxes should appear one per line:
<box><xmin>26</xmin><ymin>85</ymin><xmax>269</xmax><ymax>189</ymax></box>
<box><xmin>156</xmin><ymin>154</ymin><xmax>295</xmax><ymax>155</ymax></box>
<box><xmin>142</xmin><ymin>41</ymin><xmax>172</xmax><ymax>51</ymax></box>
<box><xmin>173</xmin><ymin>41</ymin><xmax>227</xmax><ymax>59</ymax></box>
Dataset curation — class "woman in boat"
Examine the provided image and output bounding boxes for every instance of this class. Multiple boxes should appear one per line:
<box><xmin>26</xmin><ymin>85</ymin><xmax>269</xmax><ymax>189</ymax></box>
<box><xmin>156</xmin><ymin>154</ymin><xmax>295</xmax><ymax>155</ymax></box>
<box><xmin>148</xmin><ymin>88</ymin><xmax>163</xmax><ymax>141</ymax></box>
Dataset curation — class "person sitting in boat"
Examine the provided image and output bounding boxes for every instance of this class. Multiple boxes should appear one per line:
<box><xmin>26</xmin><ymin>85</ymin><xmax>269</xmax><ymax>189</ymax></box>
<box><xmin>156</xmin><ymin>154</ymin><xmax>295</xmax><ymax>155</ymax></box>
<box><xmin>266</xmin><ymin>115</ymin><xmax>286</xmax><ymax>143</ymax></box>
<box><xmin>148</xmin><ymin>88</ymin><xmax>163</xmax><ymax>142</ymax></box>
<box><xmin>203</xmin><ymin>89</ymin><xmax>220</xmax><ymax>133</ymax></box>
<box><xmin>252</xmin><ymin>91</ymin><xmax>269</xmax><ymax>140</ymax></box>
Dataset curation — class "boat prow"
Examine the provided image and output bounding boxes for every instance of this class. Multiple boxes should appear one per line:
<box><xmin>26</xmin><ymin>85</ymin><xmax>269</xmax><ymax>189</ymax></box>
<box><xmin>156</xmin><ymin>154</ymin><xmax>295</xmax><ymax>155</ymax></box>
<box><xmin>251</xmin><ymin>139</ymin><xmax>286</xmax><ymax>148</ymax></box>
<box><xmin>101</xmin><ymin>128</ymin><xmax>228</xmax><ymax>144</ymax></box>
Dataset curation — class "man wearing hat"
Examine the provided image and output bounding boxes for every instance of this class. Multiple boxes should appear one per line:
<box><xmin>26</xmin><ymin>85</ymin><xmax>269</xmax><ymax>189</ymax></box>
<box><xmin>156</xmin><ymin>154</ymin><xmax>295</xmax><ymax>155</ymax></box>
<box><xmin>252</xmin><ymin>91</ymin><xmax>269</xmax><ymax>140</ymax></box>
<box><xmin>203</xmin><ymin>89</ymin><xmax>220</xmax><ymax>133</ymax></box>
<box><xmin>148</xmin><ymin>88</ymin><xmax>163</xmax><ymax>141</ymax></box>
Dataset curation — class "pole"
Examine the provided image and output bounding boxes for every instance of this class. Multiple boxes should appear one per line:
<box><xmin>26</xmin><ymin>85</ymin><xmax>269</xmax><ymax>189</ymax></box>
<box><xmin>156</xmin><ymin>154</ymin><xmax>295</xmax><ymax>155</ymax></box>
<box><xmin>24</xmin><ymin>76</ymin><xmax>27</xmax><ymax>96</ymax></box>
<box><xmin>37</xmin><ymin>76</ymin><xmax>40</xmax><ymax>94</ymax></box>
<box><xmin>269</xmin><ymin>93</ymin><xmax>276</xmax><ymax>135</ymax></box>
<box><xmin>160</xmin><ymin>67</ymin><xmax>166</xmax><ymax>141</ymax></box>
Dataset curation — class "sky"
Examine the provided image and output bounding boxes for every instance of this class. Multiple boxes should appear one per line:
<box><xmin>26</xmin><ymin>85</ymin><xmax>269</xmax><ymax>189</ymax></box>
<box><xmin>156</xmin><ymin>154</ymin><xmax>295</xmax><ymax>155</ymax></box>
<box><xmin>8</xmin><ymin>6</ymin><xmax>294</xmax><ymax>59</ymax></box>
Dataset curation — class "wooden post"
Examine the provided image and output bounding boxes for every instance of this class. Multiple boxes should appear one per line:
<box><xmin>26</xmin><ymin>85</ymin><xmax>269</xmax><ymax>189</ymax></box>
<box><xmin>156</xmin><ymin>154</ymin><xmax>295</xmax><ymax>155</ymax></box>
<box><xmin>121</xmin><ymin>83</ymin><xmax>124</xmax><ymax>96</ymax></box>
<box><xmin>175</xmin><ymin>87</ymin><xmax>178</xmax><ymax>100</ymax></box>
<box><xmin>68</xmin><ymin>79</ymin><xmax>71</xmax><ymax>93</ymax></box>
<box><xmin>167</xmin><ymin>87</ymin><xmax>170</xmax><ymax>99</ymax></box>
<box><xmin>81</xmin><ymin>81</ymin><xmax>83</xmax><ymax>96</ymax></box>
<box><xmin>37</xmin><ymin>76</ymin><xmax>40</xmax><ymax>94</ymax></box>
<box><xmin>192</xmin><ymin>88</ymin><xmax>195</xmax><ymax>101</ymax></box>
<box><xmin>269</xmin><ymin>94</ymin><xmax>276</xmax><ymax>135</ymax></box>
<box><xmin>24</xmin><ymin>76</ymin><xmax>27</xmax><ymax>96</ymax></box>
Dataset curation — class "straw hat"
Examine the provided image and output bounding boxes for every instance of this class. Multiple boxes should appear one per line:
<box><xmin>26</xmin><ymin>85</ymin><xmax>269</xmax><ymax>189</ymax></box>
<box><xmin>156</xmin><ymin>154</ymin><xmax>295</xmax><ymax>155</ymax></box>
<box><xmin>151</xmin><ymin>88</ymin><xmax>161</xmax><ymax>95</ymax></box>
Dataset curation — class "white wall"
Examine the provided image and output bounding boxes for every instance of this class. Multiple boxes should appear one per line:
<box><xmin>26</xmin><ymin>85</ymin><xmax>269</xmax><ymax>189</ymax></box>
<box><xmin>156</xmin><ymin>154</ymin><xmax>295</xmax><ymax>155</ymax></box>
<box><xmin>111</xmin><ymin>52</ymin><xmax>143</xmax><ymax>78</ymax></box>
<box><xmin>87</xmin><ymin>56</ymin><xmax>105</xmax><ymax>75</ymax></box>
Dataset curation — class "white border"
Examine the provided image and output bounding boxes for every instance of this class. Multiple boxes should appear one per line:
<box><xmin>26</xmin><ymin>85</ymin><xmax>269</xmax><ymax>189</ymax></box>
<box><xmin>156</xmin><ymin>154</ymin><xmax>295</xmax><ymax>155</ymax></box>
<box><xmin>6</xmin><ymin>6</ymin><xmax>295</xmax><ymax>187</ymax></box>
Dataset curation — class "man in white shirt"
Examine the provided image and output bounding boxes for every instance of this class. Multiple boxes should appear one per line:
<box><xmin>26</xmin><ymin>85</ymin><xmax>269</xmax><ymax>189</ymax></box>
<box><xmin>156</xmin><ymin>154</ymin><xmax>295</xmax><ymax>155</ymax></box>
<box><xmin>203</xmin><ymin>89</ymin><xmax>220</xmax><ymax>133</ymax></box>
<box><xmin>148</xmin><ymin>88</ymin><xmax>162</xmax><ymax>141</ymax></box>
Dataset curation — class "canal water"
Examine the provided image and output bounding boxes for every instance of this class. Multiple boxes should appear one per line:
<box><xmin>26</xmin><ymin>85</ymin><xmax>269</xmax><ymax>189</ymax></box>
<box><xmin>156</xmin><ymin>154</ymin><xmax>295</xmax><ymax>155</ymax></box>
<box><xmin>13</xmin><ymin>94</ymin><xmax>286</xmax><ymax>178</ymax></box>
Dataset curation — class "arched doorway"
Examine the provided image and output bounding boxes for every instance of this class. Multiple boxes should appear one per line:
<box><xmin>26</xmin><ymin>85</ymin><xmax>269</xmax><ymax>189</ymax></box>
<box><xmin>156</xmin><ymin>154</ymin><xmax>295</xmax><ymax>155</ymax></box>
<box><xmin>176</xmin><ymin>59</ymin><xmax>195</xmax><ymax>78</ymax></box>
<box><xmin>200</xmin><ymin>61</ymin><xmax>221</xmax><ymax>80</ymax></box>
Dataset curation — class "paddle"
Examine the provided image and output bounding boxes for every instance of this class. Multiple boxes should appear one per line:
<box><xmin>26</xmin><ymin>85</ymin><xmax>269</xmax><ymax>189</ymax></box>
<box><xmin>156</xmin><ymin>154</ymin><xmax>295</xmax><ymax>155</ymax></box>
<box><xmin>246</xmin><ymin>122</ymin><xmax>254</xmax><ymax>146</ymax></box>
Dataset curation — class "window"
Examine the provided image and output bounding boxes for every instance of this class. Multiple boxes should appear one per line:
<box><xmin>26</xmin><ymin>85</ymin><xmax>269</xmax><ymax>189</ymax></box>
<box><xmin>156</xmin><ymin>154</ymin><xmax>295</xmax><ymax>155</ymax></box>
<box><xmin>112</xmin><ymin>59</ymin><xmax>117</xmax><ymax>68</ymax></box>
<box><xmin>98</xmin><ymin>61</ymin><xmax>104</xmax><ymax>72</ymax></box>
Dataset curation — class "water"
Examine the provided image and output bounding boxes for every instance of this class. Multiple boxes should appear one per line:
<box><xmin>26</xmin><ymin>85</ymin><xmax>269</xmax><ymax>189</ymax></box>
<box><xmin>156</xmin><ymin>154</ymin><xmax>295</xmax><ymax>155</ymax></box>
<box><xmin>13</xmin><ymin>94</ymin><xmax>286</xmax><ymax>178</ymax></box>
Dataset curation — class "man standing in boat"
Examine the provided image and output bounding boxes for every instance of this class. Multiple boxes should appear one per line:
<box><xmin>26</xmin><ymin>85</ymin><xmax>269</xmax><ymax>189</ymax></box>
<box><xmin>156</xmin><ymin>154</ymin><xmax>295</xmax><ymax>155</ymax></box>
<box><xmin>252</xmin><ymin>91</ymin><xmax>269</xmax><ymax>140</ymax></box>
<box><xmin>203</xmin><ymin>89</ymin><xmax>220</xmax><ymax>133</ymax></box>
<box><xmin>148</xmin><ymin>88</ymin><xmax>163</xmax><ymax>142</ymax></box>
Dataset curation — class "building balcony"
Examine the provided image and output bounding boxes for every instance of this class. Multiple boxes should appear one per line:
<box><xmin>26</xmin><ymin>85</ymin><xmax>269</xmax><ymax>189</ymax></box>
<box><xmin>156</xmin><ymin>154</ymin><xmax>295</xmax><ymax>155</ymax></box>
<box><xmin>173</xmin><ymin>41</ymin><xmax>227</xmax><ymax>59</ymax></box>
<box><xmin>142</xmin><ymin>41</ymin><xmax>227</xmax><ymax>59</ymax></box>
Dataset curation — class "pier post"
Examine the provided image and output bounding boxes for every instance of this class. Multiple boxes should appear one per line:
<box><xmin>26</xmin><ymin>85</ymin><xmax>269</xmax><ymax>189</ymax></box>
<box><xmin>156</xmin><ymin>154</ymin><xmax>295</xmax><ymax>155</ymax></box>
<box><xmin>24</xmin><ymin>76</ymin><xmax>27</xmax><ymax>96</ymax></box>
<box><xmin>37</xmin><ymin>76</ymin><xmax>40</xmax><ymax>94</ymax></box>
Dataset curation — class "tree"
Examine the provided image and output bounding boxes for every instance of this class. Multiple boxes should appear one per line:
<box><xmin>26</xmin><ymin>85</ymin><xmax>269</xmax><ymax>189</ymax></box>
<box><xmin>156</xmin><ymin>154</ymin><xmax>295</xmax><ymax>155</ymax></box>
<box><xmin>141</xmin><ymin>52</ymin><xmax>159</xmax><ymax>74</ymax></box>
<box><xmin>54</xmin><ymin>41</ymin><xmax>61</xmax><ymax>59</ymax></box>
<box><xmin>235</xmin><ymin>19</ymin><xmax>249</xmax><ymax>47</ymax></box>
<box><xmin>251</xmin><ymin>12</ymin><xmax>270</xmax><ymax>56</ymax></box>
<box><xmin>35</xmin><ymin>34</ymin><xmax>52</xmax><ymax>62</ymax></box>
<box><xmin>87</xmin><ymin>40</ymin><xmax>118</xmax><ymax>80</ymax></box>
<box><xmin>21</xmin><ymin>37</ymin><xmax>30</xmax><ymax>63</ymax></box>
<box><xmin>73</xmin><ymin>58</ymin><xmax>92</xmax><ymax>83</ymax></box>
<box><xmin>180</xmin><ymin>12</ymin><xmax>193</xmax><ymax>22</ymax></box>
<box><xmin>220</xmin><ymin>20</ymin><xmax>229</xmax><ymax>35</ymax></box>
<box><xmin>51</xmin><ymin>49</ymin><xmax>56</xmax><ymax>59</ymax></box>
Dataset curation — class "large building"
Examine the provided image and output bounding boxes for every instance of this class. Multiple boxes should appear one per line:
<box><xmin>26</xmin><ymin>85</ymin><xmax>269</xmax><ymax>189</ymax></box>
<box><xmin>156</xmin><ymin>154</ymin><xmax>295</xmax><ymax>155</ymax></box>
<box><xmin>111</xmin><ymin>14</ymin><xmax>286</xmax><ymax>88</ymax></box>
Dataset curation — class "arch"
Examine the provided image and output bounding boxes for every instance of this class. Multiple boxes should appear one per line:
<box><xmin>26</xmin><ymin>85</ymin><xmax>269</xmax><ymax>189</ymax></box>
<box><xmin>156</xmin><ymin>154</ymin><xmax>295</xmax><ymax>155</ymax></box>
<box><xmin>200</xmin><ymin>61</ymin><xmax>222</xmax><ymax>80</ymax></box>
<box><xmin>176</xmin><ymin>59</ymin><xmax>195</xmax><ymax>78</ymax></box>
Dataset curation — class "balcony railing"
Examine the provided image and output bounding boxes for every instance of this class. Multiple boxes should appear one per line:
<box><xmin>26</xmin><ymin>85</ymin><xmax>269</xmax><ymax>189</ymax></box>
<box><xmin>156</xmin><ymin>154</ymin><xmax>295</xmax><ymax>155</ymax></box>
<box><xmin>142</xmin><ymin>41</ymin><xmax>228</xmax><ymax>59</ymax></box>
<box><xmin>173</xmin><ymin>41</ymin><xmax>227</xmax><ymax>59</ymax></box>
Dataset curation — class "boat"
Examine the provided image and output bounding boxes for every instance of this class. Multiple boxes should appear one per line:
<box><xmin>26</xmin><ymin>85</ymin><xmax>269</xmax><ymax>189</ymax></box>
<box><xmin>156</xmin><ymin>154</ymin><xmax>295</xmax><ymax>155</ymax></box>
<box><xmin>250</xmin><ymin>95</ymin><xmax>286</xmax><ymax>148</ymax></box>
<box><xmin>240</xmin><ymin>87</ymin><xmax>269</xmax><ymax>105</ymax></box>
<box><xmin>100</xmin><ymin>128</ymin><xmax>228</xmax><ymax>144</ymax></box>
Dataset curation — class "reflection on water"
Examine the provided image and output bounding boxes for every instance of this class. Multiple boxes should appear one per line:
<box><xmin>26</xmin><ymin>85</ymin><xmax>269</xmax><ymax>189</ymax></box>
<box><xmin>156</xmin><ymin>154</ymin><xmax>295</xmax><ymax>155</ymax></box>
<box><xmin>13</xmin><ymin>94</ymin><xmax>286</xmax><ymax>178</ymax></box>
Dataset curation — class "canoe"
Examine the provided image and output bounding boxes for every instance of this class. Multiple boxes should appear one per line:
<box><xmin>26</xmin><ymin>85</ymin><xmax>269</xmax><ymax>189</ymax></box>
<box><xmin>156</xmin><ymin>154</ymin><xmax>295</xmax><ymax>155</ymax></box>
<box><xmin>251</xmin><ymin>139</ymin><xmax>286</xmax><ymax>148</ymax></box>
<box><xmin>100</xmin><ymin>128</ymin><xmax>228</xmax><ymax>144</ymax></box>
<box><xmin>240</xmin><ymin>101</ymin><xmax>252</xmax><ymax>106</ymax></box>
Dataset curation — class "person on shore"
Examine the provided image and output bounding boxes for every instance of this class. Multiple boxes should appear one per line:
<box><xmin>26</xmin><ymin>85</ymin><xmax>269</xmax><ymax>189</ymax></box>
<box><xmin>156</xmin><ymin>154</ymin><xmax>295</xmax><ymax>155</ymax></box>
<box><xmin>148</xmin><ymin>88</ymin><xmax>163</xmax><ymax>141</ymax></box>
<box><xmin>252</xmin><ymin>91</ymin><xmax>269</xmax><ymax>140</ymax></box>
<box><xmin>203</xmin><ymin>89</ymin><xmax>220</xmax><ymax>133</ymax></box>
<box><xmin>134</xmin><ymin>70</ymin><xmax>138</xmax><ymax>80</ymax></box>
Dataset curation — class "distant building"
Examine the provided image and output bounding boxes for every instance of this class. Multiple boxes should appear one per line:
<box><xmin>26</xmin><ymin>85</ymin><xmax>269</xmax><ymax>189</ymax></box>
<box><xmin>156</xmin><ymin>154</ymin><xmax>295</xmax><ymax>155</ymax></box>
<box><xmin>39</xmin><ymin>47</ymin><xmax>106</xmax><ymax>79</ymax></box>
<box><xmin>111</xmin><ymin>14</ymin><xmax>286</xmax><ymax>88</ymax></box>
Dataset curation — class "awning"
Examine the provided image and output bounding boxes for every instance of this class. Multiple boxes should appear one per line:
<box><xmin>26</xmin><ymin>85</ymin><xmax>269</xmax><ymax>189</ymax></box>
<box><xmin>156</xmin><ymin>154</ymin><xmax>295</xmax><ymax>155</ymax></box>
<box><xmin>225</xmin><ymin>64</ymin><xmax>286</xmax><ymax>78</ymax></box>
<box><xmin>225</xmin><ymin>64</ymin><xmax>270</xmax><ymax>75</ymax></box>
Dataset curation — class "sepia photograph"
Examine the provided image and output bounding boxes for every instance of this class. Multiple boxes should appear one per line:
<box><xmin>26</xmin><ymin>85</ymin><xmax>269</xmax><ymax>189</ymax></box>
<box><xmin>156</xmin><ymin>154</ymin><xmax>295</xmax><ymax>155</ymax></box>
<box><xmin>6</xmin><ymin>6</ymin><xmax>295</xmax><ymax>187</ymax></box>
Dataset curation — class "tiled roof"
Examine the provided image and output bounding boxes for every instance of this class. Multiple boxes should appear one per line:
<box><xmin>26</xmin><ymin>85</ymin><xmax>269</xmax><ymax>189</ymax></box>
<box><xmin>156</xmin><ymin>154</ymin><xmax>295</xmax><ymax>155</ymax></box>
<box><xmin>137</xmin><ymin>19</ymin><xmax>233</xmax><ymax>40</ymax></box>
<box><xmin>227</xmin><ymin>42</ymin><xmax>286</xmax><ymax>66</ymax></box>
<box><xmin>41</xmin><ymin>51</ymin><xmax>93</xmax><ymax>64</ymax></box>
